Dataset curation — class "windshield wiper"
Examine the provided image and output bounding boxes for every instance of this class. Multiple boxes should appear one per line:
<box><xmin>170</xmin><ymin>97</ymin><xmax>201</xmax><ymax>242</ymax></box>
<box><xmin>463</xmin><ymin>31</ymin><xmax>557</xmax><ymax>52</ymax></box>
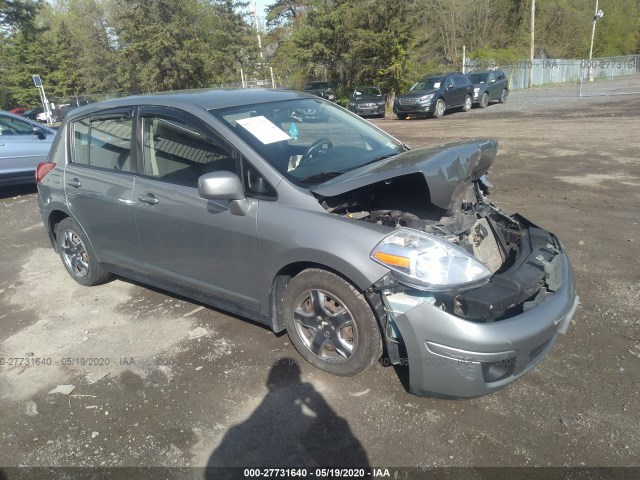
<box><xmin>299</xmin><ymin>171</ymin><xmax>345</xmax><ymax>184</ymax></box>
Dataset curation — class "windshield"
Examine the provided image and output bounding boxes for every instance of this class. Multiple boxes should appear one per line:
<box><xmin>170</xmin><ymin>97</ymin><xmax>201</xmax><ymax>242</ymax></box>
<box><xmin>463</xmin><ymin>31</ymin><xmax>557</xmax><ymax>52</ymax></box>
<box><xmin>211</xmin><ymin>98</ymin><xmax>405</xmax><ymax>186</ymax></box>
<box><xmin>467</xmin><ymin>73</ymin><xmax>488</xmax><ymax>84</ymax></box>
<box><xmin>410</xmin><ymin>77</ymin><xmax>444</xmax><ymax>91</ymax></box>
<box><xmin>353</xmin><ymin>87</ymin><xmax>382</xmax><ymax>97</ymax></box>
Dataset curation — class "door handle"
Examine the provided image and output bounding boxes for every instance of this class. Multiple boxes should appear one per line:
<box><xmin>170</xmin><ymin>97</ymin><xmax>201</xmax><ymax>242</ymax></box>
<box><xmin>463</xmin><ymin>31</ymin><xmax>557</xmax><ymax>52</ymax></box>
<box><xmin>67</xmin><ymin>178</ymin><xmax>82</xmax><ymax>188</ymax></box>
<box><xmin>138</xmin><ymin>194</ymin><xmax>159</xmax><ymax>205</ymax></box>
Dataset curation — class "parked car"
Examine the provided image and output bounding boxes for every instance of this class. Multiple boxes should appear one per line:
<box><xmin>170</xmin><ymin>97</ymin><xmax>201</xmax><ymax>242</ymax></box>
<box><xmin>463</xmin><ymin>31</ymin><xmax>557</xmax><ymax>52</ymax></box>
<box><xmin>9</xmin><ymin>107</ymin><xmax>29</xmax><ymax>115</ymax></box>
<box><xmin>348</xmin><ymin>86</ymin><xmax>386</xmax><ymax>118</ymax></box>
<box><xmin>22</xmin><ymin>107</ymin><xmax>44</xmax><ymax>121</ymax></box>
<box><xmin>0</xmin><ymin>111</ymin><xmax>56</xmax><ymax>185</ymax></box>
<box><xmin>36</xmin><ymin>109</ymin><xmax>61</xmax><ymax>124</ymax></box>
<box><xmin>466</xmin><ymin>69</ymin><xmax>509</xmax><ymax>108</ymax></box>
<box><xmin>36</xmin><ymin>89</ymin><xmax>578</xmax><ymax>398</ymax></box>
<box><xmin>393</xmin><ymin>72</ymin><xmax>473</xmax><ymax>119</ymax></box>
<box><xmin>303</xmin><ymin>81</ymin><xmax>336</xmax><ymax>101</ymax></box>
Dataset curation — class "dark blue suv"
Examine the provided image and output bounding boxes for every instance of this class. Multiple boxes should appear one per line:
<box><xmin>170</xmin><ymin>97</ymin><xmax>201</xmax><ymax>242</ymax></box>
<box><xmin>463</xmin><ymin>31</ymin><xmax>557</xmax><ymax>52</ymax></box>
<box><xmin>393</xmin><ymin>72</ymin><xmax>473</xmax><ymax>120</ymax></box>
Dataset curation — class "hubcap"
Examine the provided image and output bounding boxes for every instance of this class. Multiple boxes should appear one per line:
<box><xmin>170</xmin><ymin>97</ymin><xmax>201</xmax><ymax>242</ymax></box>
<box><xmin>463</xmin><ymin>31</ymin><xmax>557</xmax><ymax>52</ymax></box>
<box><xmin>293</xmin><ymin>289</ymin><xmax>357</xmax><ymax>363</ymax></box>
<box><xmin>465</xmin><ymin>97</ymin><xmax>471</xmax><ymax>109</ymax></box>
<box><xmin>436</xmin><ymin>101</ymin><xmax>444</xmax><ymax>116</ymax></box>
<box><xmin>60</xmin><ymin>229</ymin><xmax>89</xmax><ymax>278</ymax></box>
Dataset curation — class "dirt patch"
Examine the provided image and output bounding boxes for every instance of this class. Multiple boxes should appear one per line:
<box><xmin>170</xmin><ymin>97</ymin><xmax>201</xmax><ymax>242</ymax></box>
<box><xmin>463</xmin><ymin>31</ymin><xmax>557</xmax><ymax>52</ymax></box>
<box><xmin>0</xmin><ymin>248</ymin><xmax>197</xmax><ymax>401</ymax></box>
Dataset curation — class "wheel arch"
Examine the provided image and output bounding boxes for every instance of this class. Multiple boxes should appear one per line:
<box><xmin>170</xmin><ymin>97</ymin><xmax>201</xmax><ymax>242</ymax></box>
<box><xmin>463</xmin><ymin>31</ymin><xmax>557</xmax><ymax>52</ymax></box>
<box><xmin>267</xmin><ymin>259</ymin><xmax>381</xmax><ymax>334</ymax></box>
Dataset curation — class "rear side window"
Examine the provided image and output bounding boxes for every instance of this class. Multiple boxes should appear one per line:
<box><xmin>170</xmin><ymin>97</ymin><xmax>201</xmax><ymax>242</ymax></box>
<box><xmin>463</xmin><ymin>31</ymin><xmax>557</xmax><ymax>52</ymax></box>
<box><xmin>72</xmin><ymin>115</ymin><xmax>135</xmax><ymax>173</ymax></box>
<box><xmin>141</xmin><ymin>115</ymin><xmax>236</xmax><ymax>187</ymax></box>
<box><xmin>0</xmin><ymin>115</ymin><xmax>36</xmax><ymax>135</ymax></box>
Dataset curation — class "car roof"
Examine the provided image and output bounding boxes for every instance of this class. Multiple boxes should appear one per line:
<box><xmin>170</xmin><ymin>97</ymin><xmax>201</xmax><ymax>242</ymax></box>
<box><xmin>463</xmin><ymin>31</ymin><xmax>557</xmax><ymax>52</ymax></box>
<box><xmin>64</xmin><ymin>88</ymin><xmax>313</xmax><ymax>120</ymax></box>
<box><xmin>467</xmin><ymin>70</ymin><xmax>501</xmax><ymax>75</ymax></box>
<box><xmin>354</xmin><ymin>85</ymin><xmax>380</xmax><ymax>90</ymax></box>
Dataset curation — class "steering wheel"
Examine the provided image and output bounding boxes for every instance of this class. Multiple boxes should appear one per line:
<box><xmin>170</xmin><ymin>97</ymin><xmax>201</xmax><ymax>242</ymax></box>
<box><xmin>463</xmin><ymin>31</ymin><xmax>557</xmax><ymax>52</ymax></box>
<box><xmin>299</xmin><ymin>138</ymin><xmax>333</xmax><ymax>165</ymax></box>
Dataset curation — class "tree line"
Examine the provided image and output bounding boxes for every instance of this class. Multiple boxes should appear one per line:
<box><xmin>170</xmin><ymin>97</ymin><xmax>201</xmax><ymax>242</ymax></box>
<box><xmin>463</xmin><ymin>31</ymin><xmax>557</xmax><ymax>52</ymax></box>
<box><xmin>1</xmin><ymin>0</ymin><xmax>638</xmax><ymax>109</ymax></box>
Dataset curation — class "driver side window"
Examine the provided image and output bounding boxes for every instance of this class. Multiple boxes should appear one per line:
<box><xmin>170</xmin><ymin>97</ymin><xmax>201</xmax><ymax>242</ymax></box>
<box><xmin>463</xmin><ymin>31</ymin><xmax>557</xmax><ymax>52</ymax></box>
<box><xmin>141</xmin><ymin>115</ymin><xmax>236</xmax><ymax>187</ymax></box>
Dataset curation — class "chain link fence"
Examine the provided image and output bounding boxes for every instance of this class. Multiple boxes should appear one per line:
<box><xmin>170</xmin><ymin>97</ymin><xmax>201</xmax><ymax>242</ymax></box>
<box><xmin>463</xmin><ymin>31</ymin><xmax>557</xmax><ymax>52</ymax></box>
<box><xmin>466</xmin><ymin>54</ymin><xmax>640</xmax><ymax>96</ymax></box>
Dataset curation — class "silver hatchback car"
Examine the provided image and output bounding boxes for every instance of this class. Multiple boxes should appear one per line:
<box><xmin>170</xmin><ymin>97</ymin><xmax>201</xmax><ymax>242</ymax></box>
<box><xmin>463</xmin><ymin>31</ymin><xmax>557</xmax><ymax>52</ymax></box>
<box><xmin>37</xmin><ymin>89</ymin><xmax>578</xmax><ymax>397</ymax></box>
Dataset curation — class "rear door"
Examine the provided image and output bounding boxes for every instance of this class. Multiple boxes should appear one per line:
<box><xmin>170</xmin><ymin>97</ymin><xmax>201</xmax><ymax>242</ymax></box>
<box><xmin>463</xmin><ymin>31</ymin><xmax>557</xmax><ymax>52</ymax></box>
<box><xmin>132</xmin><ymin>107</ymin><xmax>260</xmax><ymax>310</ymax></box>
<box><xmin>65</xmin><ymin>109</ymin><xmax>143</xmax><ymax>270</ymax></box>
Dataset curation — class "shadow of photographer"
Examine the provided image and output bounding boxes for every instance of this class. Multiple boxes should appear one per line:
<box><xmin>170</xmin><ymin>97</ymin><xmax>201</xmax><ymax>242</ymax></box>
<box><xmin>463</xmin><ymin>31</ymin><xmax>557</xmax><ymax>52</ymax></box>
<box><xmin>205</xmin><ymin>357</ymin><xmax>370</xmax><ymax>475</ymax></box>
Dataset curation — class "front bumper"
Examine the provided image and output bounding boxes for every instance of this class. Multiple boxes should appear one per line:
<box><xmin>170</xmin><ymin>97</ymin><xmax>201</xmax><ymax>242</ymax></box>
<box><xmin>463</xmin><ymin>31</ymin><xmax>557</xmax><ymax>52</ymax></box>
<box><xmin>393</xmin><ymin>102</ymin><xmax>434</xmax><ymax>115</ymax></box>
<box><xmin>350</xmin><ymin>104</ymin><xmax>385</xmax><ymax>116</ymax></box>
<box><xmin>387</xmin><ymin>249</ymin><xmax>578</xmax><ymax>398</ymax></box>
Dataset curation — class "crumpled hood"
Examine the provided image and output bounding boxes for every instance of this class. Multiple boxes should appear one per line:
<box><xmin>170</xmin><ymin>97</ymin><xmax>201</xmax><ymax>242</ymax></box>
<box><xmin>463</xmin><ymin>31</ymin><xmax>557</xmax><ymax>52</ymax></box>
<box><xmin>311</xmin><ymin>140</ymin><xmax>498</xmax><ymax>209</ymax></box>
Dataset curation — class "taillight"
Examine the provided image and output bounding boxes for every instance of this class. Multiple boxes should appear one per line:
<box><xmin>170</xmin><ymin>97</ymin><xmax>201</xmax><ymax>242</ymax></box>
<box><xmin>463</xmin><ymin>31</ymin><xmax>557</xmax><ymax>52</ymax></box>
<box><xmin>36</xmin><ymin>162</ymin><xmax>56</xmax><ymax>183</ymax></box>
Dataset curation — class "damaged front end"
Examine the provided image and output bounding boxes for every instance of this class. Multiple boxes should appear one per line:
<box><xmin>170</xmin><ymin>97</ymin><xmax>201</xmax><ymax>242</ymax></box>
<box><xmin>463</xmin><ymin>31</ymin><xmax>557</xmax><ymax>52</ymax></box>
<box><xmin>313</xmin><ymin>140</ymin><xmax>579</xmax><ymax>397</ymax></box>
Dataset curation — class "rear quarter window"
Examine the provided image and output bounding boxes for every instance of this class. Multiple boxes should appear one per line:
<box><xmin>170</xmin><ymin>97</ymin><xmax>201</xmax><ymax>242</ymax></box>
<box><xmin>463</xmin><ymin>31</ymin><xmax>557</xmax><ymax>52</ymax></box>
<box><xmin>72</xmin><ymin>115</ymin><xmax>135</xmax><ymax>173</ymax></box>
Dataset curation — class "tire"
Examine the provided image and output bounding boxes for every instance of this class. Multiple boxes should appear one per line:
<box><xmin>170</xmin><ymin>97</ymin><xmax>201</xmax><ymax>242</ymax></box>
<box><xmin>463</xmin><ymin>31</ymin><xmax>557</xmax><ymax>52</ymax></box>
<box><xmin>480</xmin><ymin>92</ymin><xmax>489</xmax><ymax>108</ymax></box>
<box><xmin>499</xmin><ymin>88</ymin><xmax>508</xmax><ymax>103</ymax></box>
<box><xmin>433</xmin><ymin>98</ymin><xmax>446</xmax><ymax>118</ymax></box>
<box><xmin>55</xmin><ymin>217</ymin><xmax>112</xmax><ymax>286</ymax></box>
<box><xmin>282</xmin><ymin>269</ymin><xmax>383</xmax><ymax>376</ymax></box>
<box><xmin>396</xmin><ymin>113</ymin><xmax>408</xmax><ymax>120</ymax></box>
<box><xmin>462</xmin><ymin>95</ymin><xmax>472</xmax><ymax>112</ymax></box>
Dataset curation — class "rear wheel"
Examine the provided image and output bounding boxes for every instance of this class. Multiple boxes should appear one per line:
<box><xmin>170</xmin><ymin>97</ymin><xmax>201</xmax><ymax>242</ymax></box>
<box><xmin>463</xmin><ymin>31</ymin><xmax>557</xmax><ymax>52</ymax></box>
<box><xmin>499</xmin><ymin>88</ymin><xmax>508</xmax><ymax>103</ymax></box>
<box><xmin>396</xmin><ymin>113</ymin><xmax>408</xmax><ymax>120</ymax></box>
<box><xmin>462</xmin><ymin>95</ymin><xmax>472</xmax><ymax>112</ymax></box>
<box><xmin>282</xmin><ymin>269</ymin><xmax>382</xmax><ymax>376</ymax></box>
<box><xmin>55</xmin><ymin>217</ymin><xmax>112</xmax><ymax>286</ymax></box>
<box><xmin>433</xmin><ymin>98</ymin><xmax>446</xmax><ymax>118</ymax></box>
<box><xmin>480</xmin><ymin>92</ymin><xmax>489</xmax><ymax>108</ymax></box>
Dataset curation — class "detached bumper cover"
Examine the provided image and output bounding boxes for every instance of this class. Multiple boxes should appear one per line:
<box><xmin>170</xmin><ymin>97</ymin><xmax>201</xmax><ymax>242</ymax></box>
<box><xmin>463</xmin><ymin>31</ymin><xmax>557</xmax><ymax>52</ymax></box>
<box><xmin>390</xmin><ymin>248</ymin><xmax>578</xmax><ymax>398</ymax></box>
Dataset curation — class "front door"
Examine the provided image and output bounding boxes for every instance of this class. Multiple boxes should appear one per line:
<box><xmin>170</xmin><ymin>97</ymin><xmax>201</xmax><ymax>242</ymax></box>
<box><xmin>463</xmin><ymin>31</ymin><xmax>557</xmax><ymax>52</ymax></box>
<box><xmin>132</xmin><ymin>108</ymin><xmax>260</xmax><ymax>310</ymax></box>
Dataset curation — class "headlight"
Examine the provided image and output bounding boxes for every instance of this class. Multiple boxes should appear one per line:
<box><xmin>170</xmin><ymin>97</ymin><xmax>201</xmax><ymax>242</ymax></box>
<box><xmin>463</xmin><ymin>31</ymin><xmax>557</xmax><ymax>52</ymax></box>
<box><xmin>377</xmin><ymin>101</ymin><xmax>385</xmax><ymax>106</ymax></box>
<box><xmin>418</xmin><ymin>94</ymin><xmax>434</xmax><ymax>102</ymax></box>
<box><xmin>370</xmin><ymin>229</ymin><xmax>492</xmax><ymax>291</ymax></box>
<box><xmin>349</xmin><ymin>102</ymin><xmax>356</xmax><ymax>107</ymax></box>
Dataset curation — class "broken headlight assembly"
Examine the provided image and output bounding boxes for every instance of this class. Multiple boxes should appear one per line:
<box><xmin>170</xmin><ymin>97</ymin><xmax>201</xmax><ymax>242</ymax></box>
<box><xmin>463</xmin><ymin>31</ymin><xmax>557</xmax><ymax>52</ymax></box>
<box><xmin>370</xmin><ymin>228</ymin><xmax>492</xmax><ymax>292</ymax></box>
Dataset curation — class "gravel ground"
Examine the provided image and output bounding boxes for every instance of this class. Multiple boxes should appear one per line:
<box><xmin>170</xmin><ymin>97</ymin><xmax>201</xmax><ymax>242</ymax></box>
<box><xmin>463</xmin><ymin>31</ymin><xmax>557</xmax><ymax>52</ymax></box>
<box><xmin>0</xmin><ymin>82</ymin><xmax>638</xmax><ymax>475</ymax></box>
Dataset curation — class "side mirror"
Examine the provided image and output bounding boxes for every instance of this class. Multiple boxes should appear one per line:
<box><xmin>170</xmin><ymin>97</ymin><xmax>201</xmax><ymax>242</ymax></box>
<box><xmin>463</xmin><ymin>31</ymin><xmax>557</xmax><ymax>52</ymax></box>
<box><xmin>490</xmin><ymin>78</ymin><xmax>496</xmax><ymax>83</ymax></box>
<box><xmin>33</xmin><ymin>127</ymin><xmax>47</xmax><ymax>139</ymax></box>
<box><xmin>198</xmin><ymin>171</ymin><xmax>248</xmax><ymax>216</ymax></box>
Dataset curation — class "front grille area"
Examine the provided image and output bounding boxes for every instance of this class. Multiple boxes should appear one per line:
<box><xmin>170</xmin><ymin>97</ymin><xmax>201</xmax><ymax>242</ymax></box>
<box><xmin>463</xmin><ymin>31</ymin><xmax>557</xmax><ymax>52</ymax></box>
<box><xmin>398</xmin><ymin>98</ymin><xmax>417</xmax><ymax>106</ymax></box>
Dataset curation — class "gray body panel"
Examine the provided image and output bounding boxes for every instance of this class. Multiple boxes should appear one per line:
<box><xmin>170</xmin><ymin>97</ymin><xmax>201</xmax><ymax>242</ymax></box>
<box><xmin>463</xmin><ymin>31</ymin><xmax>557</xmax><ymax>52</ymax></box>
<box><xmin>311</xmin><ymin>140</ymin><xmax>497</xmax><ymax>209</ymax></box>
<box><xmin>393</xmin><ymin>253</ymin><xmax>578</xmax><ymax>398</ymax></box>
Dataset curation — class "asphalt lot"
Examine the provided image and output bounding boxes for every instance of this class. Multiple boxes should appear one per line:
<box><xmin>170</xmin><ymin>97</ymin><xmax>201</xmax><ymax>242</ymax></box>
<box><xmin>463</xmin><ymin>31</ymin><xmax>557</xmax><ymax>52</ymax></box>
<box><xmin>0</xmin><ymin>82</ymin><xmax>639</xmax><ymax>473</ymax></box>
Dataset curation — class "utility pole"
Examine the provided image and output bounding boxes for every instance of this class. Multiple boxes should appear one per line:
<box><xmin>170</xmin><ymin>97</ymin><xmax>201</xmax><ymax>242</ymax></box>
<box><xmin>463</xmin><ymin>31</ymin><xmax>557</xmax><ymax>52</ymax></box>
<box><xmin>252</xmin><ymin>0</ymin><xmax>263</xmax><ymax>60</ymax></box>
<box><xmin>588</xmin><ymin>0</ymin><xmax>604</xmax><ymax>81</ymax></box>
<box><xmin>529</xmin><ymin>0</ymin><xmax>535</xmax><ymax>88</ymax></box>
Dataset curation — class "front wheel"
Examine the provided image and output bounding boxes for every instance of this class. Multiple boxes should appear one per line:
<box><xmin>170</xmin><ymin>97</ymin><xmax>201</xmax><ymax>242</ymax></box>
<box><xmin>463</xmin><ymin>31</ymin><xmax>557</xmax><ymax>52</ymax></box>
<box><xmin>462</xmin><ymin>95</ymin><xmax>472</xmax><ymax>112</ymax></box>
<box><xmin>433</xmin><ymin>98</ymin><xmax>446</xmax><ymax>118</ymax></box>
<box><xmin>499</xmin><ymin>88</ymin><xmax>508</xmax><ymax>103</ymax></box>
<box><xmin>480</xmin><ymin>92</ymin><xmax>489</xmax><ymax>108</ymax></box>
<box><xmin>55</xmin><ymin>217</ymin><xmax>112</xmax><ymax>286</ymax></box>
<box><xmin>282</xmin><ymin>269</ymin><xmax>382</xmax><ymax>376</ymax></box>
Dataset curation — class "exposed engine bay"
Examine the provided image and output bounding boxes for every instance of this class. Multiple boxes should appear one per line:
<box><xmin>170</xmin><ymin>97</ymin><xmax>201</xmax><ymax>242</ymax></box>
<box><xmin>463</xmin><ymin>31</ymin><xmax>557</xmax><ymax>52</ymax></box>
<box><xmin>319</xmin><ymin>172</ymin><xmax>524</xmax><ymax>276</ymax></box>
<box><xmin>317</xmin><ymin>170</ymin><xmax>562</xmax><ymax>323</ymax></box>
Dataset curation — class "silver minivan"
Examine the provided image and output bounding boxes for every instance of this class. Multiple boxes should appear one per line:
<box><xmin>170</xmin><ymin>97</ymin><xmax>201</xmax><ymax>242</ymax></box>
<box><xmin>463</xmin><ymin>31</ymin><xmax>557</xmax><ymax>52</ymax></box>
<box><xmin>37</xmin><ymin>89</ymin><xmax>578</xmax><ymax>397</ymax></box>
